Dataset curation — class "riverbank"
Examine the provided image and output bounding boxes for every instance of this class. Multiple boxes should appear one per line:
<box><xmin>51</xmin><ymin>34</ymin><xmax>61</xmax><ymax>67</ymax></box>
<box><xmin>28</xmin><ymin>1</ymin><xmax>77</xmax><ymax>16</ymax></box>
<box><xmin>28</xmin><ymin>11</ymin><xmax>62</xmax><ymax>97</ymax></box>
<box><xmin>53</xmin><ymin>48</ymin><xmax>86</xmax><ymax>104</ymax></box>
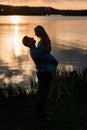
<box><xmin>0</xmin><ymin>69</ymin><xmax>87</xmax><ymax>129</ymax></box>
<box><xmin>0</xmin><ymin>92</ymin><xmax>87</xmax><ymax>130</ymax></box>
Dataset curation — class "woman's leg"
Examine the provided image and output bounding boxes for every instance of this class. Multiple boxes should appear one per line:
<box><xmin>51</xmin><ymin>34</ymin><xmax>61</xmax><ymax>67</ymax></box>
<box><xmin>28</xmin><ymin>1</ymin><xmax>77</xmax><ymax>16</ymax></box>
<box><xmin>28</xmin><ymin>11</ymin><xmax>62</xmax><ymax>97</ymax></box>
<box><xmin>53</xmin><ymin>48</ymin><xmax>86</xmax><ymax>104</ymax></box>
<box><xmin>50</xmin><ymin>71</ymin><xmax>63</xmax><ymax>99</ymax></box>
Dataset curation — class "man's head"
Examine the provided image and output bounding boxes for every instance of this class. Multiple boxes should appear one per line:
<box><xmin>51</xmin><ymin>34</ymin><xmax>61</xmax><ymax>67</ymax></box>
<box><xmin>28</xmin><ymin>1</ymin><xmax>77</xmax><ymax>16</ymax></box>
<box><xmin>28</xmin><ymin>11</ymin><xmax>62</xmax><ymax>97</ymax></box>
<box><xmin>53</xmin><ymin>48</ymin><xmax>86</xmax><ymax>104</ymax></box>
<box><xmin>22</xmin><ymin>36</ymin><xmax>36</xmax><ymax>48</ymax></box>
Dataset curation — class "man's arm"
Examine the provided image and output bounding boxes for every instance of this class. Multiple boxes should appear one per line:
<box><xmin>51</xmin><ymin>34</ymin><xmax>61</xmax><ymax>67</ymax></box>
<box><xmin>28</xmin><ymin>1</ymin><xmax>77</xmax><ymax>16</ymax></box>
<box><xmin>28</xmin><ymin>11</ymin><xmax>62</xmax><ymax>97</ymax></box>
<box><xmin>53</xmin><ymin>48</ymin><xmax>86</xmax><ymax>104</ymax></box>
<box><xmin>30</xmin><ymin>47</ymin><xmax>58</xmax><ymax>65</ymax></box>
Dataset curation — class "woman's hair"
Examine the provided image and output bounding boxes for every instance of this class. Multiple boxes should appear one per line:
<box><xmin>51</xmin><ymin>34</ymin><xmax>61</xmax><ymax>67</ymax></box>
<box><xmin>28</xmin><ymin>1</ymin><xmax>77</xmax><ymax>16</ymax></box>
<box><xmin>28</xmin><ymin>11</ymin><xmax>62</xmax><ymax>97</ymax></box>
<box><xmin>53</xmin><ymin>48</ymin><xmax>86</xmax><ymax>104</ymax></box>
<box><xmin>34</xmin><ymin>25</ymin><xmax>51</xmax><ymax>51</ymax></box>
<box><xmin>34</xmin><ymin>25</ymin><xmax>51</xmax><ymax>43</ymax></box>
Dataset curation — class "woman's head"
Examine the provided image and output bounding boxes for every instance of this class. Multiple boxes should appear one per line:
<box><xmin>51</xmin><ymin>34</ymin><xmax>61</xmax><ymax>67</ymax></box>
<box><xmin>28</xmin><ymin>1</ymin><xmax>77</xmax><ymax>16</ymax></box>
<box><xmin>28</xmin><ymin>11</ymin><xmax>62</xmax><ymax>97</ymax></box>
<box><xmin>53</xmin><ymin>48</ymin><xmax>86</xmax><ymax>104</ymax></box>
<box><xmin>22</xmin><ymin>36</ymin><xmax>36</xmax><ymax>48</ymax></box>
<box><xmin>34</xmin><ymin>25</ymin><xmax>49</xmax><ymax>39</ymax></box>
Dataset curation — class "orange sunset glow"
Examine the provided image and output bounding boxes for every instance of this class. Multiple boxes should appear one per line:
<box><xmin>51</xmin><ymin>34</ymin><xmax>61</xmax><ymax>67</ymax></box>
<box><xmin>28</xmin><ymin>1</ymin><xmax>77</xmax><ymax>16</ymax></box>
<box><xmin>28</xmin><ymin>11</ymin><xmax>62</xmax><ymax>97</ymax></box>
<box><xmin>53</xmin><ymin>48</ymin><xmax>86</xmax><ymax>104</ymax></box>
<box><xmin>0</xmin><ymin>0</ymin><xmax>87</xmax><ymax>10</ymax></box>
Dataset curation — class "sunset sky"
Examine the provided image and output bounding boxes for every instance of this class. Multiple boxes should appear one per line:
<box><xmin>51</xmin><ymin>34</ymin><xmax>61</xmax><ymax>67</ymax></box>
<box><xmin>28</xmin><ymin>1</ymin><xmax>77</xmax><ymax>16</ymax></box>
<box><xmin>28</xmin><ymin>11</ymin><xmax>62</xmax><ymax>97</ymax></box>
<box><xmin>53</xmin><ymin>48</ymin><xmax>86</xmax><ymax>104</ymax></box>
<box><xmin>0</xmin><ymin>0</ymin><xmax>87</xmax><ymax>10</ymax></box>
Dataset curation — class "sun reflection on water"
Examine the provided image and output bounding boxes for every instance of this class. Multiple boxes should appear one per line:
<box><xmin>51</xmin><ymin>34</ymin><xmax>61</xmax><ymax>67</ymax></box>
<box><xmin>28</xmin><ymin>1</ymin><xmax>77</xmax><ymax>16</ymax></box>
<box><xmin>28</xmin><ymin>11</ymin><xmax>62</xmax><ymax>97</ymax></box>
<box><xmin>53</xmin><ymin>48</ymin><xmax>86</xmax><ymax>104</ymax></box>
<box><xmin>10</xmin><ymin>16</ymin><xmax>21</xmax><ymax>24</ymax></box>
<box><xmin>13</xmin><ymin>25</ymin><xmax>21</xmax><ymax>56</ymax></box>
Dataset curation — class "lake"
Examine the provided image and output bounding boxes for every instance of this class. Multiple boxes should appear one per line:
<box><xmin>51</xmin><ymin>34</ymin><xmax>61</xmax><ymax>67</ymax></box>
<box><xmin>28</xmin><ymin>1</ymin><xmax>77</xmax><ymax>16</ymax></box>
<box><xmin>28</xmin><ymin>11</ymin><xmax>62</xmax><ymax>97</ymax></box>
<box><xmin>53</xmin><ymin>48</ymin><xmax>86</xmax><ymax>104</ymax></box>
<box><xmin>0</xmin><ymin>15</ymin><xmax>87</xmax><ymax>87</ymax></box>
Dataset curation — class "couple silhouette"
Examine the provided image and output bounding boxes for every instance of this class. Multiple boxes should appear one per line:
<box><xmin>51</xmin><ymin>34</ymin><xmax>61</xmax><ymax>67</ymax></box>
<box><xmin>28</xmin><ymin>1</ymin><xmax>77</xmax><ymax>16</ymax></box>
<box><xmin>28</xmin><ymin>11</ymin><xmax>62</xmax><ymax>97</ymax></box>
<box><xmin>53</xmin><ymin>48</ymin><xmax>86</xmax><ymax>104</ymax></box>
<box><xmin>22</xmin><ymin>25</ymin><xmax>63</xmax><ymax>120</ymax></box>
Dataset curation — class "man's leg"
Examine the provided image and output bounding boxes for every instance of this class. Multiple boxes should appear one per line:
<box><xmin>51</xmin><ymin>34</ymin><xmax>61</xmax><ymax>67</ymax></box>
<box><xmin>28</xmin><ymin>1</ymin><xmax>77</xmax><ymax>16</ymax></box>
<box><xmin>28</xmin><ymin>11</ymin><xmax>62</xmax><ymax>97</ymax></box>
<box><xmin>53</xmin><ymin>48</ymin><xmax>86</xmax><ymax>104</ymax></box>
<box><xmin>36</xmin><ymin>71</ymin><xmax>51</xmax><ymax>119</ymax></box>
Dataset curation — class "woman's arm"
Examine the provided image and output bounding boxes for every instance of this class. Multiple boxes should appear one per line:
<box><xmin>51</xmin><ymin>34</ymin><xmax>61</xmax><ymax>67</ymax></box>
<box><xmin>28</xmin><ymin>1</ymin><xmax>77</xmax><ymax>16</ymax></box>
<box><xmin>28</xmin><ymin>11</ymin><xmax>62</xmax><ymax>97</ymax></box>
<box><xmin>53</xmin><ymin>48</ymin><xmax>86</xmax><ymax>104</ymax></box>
<box><xmin>41</xmin><ymin>39</ymin><xmax>51</xmax><ymax>52</ymax></box>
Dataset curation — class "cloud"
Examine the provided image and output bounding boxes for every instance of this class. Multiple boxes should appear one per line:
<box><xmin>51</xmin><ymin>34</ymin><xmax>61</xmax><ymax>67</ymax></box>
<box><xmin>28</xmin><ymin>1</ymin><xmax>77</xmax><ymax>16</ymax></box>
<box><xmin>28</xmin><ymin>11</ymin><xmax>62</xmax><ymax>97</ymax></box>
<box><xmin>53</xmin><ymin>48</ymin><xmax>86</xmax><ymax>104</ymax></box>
<box><xmin>0</xmin><ymin>0</ymin><xmax>58</xmax><ymax>4</ymax></box>
<box><xmin>0</xmin><ymin>0</ymin><xmax>59</xmax><ymax>8</ymax></box>
<box><xmin>41</xmin><ymin>0</ymin><xmax>58</xmax><ymax>1</ymax></box>
<box><xmin>66</xmin><ymin>0</ymin><xmax>87</xmax><ymax>1</ymax></box>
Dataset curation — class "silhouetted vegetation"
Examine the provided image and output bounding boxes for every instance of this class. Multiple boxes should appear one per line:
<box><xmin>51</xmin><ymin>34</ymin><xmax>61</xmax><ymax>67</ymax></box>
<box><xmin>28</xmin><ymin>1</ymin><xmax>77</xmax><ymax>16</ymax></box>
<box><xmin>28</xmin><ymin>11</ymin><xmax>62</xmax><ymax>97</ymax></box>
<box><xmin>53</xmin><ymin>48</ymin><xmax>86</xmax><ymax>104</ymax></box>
<box><xmin>0</xmin><ymin>5</ymin><xmax>59</xmax><ymax>15</ymax></box>
<box><xmin>0</xmin><ymin>68</ymin><xmax>87</xmax><ymax>129</ymax></box>
<box><xmin>60</xmin><ymin>10</ymin><xmax>87</xmax><ymax>16</ymax></box>
<box><xmin>0</xmin><ymin>4</ymin><xmax>87</xmax><ymax>16</ymax></box>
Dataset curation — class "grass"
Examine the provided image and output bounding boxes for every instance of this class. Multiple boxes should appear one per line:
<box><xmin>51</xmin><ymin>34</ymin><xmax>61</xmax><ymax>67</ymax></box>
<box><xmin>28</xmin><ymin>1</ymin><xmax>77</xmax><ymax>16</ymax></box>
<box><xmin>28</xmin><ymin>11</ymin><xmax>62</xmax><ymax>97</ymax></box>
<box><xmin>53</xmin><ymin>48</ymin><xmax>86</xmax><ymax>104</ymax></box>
<box><xmin>0</xmin><ymin>68</ymin><xmax>87</xmax><ymax>130</ymax></box>
<box><xmin>0</xmin><ymin>93</ymin><xmax>87</xmax><ymax>130</ymax></box>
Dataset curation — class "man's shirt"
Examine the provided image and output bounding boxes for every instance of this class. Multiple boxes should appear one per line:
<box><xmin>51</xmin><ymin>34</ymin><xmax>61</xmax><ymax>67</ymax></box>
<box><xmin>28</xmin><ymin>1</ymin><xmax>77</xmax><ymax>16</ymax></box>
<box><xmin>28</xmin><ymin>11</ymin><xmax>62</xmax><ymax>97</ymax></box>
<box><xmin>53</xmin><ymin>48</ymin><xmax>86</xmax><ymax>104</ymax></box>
<box><xmin>30</xmin><ymin>47</ymin><xmax>58</xmax><ymax>72</ymax></box>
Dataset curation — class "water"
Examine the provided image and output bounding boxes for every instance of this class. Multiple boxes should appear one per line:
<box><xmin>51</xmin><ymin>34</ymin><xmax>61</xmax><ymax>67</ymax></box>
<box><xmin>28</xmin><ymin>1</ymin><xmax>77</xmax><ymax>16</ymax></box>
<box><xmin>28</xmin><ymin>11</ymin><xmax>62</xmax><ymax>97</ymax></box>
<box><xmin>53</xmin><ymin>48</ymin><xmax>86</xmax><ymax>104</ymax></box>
<box><xmin>0</xmin><ymin>15</ymin><xmax>87</xmax><ymax>86</ymax></box>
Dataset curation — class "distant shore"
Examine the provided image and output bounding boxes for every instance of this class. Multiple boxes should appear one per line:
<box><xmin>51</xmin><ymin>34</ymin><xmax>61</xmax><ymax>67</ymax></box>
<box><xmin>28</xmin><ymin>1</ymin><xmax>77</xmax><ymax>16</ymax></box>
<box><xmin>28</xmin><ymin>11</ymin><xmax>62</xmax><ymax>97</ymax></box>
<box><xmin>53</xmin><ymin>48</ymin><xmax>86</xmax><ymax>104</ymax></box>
<box><xmin>0</xmin><ymin>4</ymin><xmax>87</xmax><ymax>16</ymax></box>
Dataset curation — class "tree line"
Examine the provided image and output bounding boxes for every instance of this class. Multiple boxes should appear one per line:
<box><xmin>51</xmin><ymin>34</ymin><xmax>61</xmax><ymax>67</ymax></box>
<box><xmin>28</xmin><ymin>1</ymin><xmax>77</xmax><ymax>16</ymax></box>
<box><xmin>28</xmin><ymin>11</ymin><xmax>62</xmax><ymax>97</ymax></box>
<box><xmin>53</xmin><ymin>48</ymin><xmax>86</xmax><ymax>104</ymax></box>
<box><xmin>0</xmin><ymin>4</ymin><xmax>87</xmax><ymax>16</ymax></box>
